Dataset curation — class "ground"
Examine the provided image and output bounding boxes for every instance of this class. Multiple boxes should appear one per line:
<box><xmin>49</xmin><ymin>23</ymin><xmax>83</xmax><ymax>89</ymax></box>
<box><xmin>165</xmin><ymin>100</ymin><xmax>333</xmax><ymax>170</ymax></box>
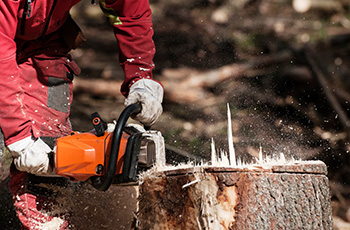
<box><xmin>2</xmin><ymin>0</ymin><xmax>350</xmax><ymax>229</ymax></box>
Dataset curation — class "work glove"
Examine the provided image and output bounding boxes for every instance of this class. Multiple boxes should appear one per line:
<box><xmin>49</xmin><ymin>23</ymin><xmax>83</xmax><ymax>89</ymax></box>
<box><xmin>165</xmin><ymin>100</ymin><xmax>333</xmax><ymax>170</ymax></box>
<box><xmin>124</xmin><ymin>79</ymin><xmax>164</xmax><ymax>126</ymax></box>
<box><xmin>7</xmin><ymin>136</ymin><xmax>53</xmax><ymax>175</ymax></box>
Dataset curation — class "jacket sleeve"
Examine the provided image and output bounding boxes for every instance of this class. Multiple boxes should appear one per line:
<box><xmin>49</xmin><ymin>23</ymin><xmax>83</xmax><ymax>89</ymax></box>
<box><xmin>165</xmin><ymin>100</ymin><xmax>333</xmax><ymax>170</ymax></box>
<box><xmin>0</xmin><ymin>1</ymin><xmax>32</xmax><ymax>145</ymax></box>
<box><xmin>100</xmin><ymin>0</ymin><xmax>157</xmax><ymax>96</ymax></box>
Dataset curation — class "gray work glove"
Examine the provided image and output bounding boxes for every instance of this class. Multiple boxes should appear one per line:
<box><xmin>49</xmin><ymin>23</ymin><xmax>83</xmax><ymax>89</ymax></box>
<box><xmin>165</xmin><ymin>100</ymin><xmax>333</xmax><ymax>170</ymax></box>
<box><xmin>124</xmin><ymin>79</ymin><xmax>163</xmax><ymax>126</ymax></box>
<box><xmin>7</xmin><ymin>136</ymin><xmax>53</xmax><ymax>175</ymax></box>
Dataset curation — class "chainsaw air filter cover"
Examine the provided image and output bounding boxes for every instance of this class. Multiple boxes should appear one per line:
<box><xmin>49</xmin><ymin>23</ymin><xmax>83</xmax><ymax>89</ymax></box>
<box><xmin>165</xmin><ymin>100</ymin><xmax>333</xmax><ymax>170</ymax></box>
<box><xmin>54</xmin><ymin>131</ymin><xmax>130</xmax><ymax>181</ymax></box>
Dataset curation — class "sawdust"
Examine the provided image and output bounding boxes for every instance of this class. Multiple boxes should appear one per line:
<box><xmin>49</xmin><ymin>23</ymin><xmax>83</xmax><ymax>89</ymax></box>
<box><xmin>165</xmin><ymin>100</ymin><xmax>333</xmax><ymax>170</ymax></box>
<box><xmin>29</xmin><ymin>180</ymin><xmax>138</xmax><ymax>230</ymax></box>
<box><xmin>140</xmin><ymin>102</ymin><xmax>305</xmax><ymax>182</ymax></box>
<box><xmin>40</xmin><ymin>217</ymin><xmax>66</xmax><ymax>230</ymax></box>
<box><xmin>69</xmin><ymin>183</ymin><xmax>138</xmax><ymax>230</ymax></box>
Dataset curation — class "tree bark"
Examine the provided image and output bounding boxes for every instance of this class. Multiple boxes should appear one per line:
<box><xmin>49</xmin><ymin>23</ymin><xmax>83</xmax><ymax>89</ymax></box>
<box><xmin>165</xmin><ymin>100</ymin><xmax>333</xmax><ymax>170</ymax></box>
<box><xmin>137</xmin><ymin>161</ymin><xmax>333</xmax><ymax>229</ymax></box>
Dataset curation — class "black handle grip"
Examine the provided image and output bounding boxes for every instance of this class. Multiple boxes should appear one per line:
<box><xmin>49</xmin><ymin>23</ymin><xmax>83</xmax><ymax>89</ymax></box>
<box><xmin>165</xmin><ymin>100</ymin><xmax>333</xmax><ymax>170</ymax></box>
<box><xmin>92</xmin><ymin>103</ymin><xmax>142</xmax><ymax>191</ymax></box>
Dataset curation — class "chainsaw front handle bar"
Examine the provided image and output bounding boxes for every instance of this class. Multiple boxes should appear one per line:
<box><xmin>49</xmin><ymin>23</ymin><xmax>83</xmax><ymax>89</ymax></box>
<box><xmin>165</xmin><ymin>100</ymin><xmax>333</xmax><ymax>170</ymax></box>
<box><xmin>92</xmin><ymin>103</ymin><xmax>142</xmax><ymax>191</ymax></box>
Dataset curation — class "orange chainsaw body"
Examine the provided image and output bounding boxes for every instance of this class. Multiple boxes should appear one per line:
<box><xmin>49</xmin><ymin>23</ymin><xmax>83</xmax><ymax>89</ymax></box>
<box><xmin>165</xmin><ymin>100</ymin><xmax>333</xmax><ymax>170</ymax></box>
<box><xmin>55</xmin><ymin>131</ymin><xmax>130</xmax><ymax>181</ymax></box>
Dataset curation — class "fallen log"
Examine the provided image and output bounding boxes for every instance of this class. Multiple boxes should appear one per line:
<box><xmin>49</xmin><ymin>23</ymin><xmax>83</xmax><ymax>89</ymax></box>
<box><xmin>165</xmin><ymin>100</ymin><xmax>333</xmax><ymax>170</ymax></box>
<box><xmin>72</xmin><ymin>50</ymin><xmax>293</xmax><ymax>104</ymax></box>
<box><xmin>161</xmin><ymin>51</ymin><xmax>293</xmax><ymax>104</ymax></box>
<box><xmin>137</xmin><ymin>161</ymin><xmax>333</xmax><ymax>229</ymax></box>
<box><xmin>73</xmin><ymin>78</ymin><xmax>123</xmax><ymax>99</ymax></box>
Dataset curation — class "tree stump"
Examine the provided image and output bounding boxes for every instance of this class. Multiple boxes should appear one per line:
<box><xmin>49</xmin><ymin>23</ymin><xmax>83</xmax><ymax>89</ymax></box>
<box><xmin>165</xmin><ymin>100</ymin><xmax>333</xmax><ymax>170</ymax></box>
<box><xmin>137</xmin><ymin>161</ymin><xmax>333</xmax><ymax>229</ymax></box>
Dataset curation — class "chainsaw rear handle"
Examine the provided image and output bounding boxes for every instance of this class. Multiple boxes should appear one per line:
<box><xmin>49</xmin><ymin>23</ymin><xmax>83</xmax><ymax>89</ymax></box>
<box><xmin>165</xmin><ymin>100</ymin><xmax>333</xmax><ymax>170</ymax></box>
<box><xmin>91</xmin><ymin>103</ymin><xmax>142</xmax><ymax>191</ymax></box>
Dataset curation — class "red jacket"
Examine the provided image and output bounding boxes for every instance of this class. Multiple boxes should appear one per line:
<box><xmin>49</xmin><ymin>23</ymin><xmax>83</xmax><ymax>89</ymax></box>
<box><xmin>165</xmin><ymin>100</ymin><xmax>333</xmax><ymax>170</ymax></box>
<box><xmin>0</xmin><ymin>0</ymin><xmax>155</xmax><ymax>145</ymax></box>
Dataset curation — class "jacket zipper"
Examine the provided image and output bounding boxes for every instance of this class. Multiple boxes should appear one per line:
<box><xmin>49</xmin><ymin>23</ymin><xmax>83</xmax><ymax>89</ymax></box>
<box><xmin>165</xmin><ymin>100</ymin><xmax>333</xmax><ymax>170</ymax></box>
<box><xmin>40</xmin><ymin>0</ymin><xmax>58</xmax><ymax>37</ymax></box>
<box><xmin>20</xmin><ymin>0</ymin><xmax>32</xmax><ymax>35</ymax></box>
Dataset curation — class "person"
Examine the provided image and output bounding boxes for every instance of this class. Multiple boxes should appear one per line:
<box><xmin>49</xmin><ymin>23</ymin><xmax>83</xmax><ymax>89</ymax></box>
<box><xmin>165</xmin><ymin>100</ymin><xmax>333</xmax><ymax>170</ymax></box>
<box><xmin>0</xmin><ymin>0</ymin><xmax>163</xmax><ymax>229</ymax></box>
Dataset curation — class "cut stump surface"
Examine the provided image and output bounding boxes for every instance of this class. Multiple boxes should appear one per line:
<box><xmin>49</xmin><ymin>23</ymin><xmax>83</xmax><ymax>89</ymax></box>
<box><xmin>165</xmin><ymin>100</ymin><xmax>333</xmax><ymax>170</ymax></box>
<box><xmin>137</xmin><ymin>161</ymin><xmax>333</xmax><ymax>230</ymax></box>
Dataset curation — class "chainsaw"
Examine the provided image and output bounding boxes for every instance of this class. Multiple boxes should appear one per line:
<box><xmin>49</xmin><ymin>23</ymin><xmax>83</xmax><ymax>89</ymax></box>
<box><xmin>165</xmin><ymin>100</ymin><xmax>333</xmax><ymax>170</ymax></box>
<box><xmin>53</xmin><ymin>103</ymin><xmax>165</xmax><ymax>191</ymax></box>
